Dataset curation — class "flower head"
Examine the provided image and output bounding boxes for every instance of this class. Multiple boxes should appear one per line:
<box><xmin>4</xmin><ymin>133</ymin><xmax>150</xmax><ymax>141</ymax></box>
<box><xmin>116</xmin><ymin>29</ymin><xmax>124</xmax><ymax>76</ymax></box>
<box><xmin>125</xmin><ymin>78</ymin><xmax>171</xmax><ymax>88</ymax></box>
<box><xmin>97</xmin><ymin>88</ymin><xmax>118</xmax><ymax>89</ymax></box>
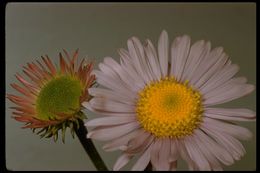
<box><xmin>84</xmin><ymin>31</ymin><xmax>255</xmax><ymax>170</ymax></box>
<box><xmin>7</xmin><ymin>49</ymin><xmax>95</xmax><ymax>142</ymax></box>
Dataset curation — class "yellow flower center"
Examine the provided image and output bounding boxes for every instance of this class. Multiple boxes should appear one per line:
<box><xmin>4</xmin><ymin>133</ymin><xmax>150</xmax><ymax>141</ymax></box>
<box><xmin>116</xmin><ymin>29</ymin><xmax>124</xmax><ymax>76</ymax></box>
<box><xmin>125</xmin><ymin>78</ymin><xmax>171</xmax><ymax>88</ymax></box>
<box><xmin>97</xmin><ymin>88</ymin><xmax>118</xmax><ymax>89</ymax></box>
<box><xmin>136</xmin><ymin>77</ymin><xmax>203</xmax><ymax>138</ymax></box>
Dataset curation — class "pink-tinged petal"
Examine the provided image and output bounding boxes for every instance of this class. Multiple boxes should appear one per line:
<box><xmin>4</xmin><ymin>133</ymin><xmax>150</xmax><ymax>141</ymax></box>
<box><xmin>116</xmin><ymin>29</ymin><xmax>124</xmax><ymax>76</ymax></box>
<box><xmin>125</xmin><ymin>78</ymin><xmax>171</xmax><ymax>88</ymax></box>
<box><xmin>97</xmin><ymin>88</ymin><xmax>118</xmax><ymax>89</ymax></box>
<box><xmin>103</xmin><ymin>57</ymin><xmax>141</xmax><ymax>92</ymax></box>
<box><xmin>85</xmin><ymin>116</ymin><xmax>136</xmax><ymax>127</ymax></box>
<box><xmin>82</xmin><ymin>102</ymin><xmax>136</xmax><ymax>116</ymax></box>
<box><xmin>94</xmin><ymin>70</ymin><xmax>136</xmax><ymax>99</ymax></box>
<box><xmin>131</xmin><ymin>143</ymin><xmax>153</xmax><ymax>171</ymax></box>
<box><xmin>144</xmin><ymin>39</ymin><xmax>162</xmax><ymax>81</ymax></box>
<box><xmin>169</xmin><ymin>139</ymin><xmax>178</xmax><ymax>162</ymax></box>
<box><xmin>150</xmin><ymin>139</ymin><xmax>162</xmax><ymax>170</ymax></box>
<box><xmin>194</xmin><ymin>52</ymin><xmax>229</xmax><ymax>89</ymax></box>
<box><xmin>204</xmin><ymin>108</ymin><xmax>255</xmax><ymax>121</ymax></box>
<box><xmin>113</xmin><ymin>154</ymin><xmax>133</xmax><ymax>171</ymax></box>
<box><xmin>42</xmin><ymin>55</ymin><xmax>56</xmax><ymax>75</ymax></box>
<box><xmin>102</xmin><ymin>128</ymin><xmax>142</xmax><ymax>152</ymax></box>
<box><xmin>189</xmin><ymin>47</ymin><xmax>223</xmax><ymax>87</ymax></box>
<box><xmin>204</xmin><ymin>84</ymin><xmax>255</xmax><ymax>106</ymax></box>
<box><xmin>201</xmin><ymin>123</ymin><xmax>246</xmax><ymax>160</ymax></box>
<box><xmin>125</xmin><ymin>131</ymin><xmax>154</xmax><ymax>154</ymax></box>
<box><xmin>118</xmin><ymin>48</ymin><xmax>146</xmax><ymax>88</ymax></box>
<box><xmin>195</xmin><ymin>129</ymin><xmax>234</xmax><ymax>166</ymax></box>
<box><xmin>175</xmin><ymin>139</ymin><xmax>198</xmax><ymax>170</ymax></box>
<box><xmin>158</xmin><ymin>30</ymin><xmax>169</xmax><ymax>77</ymax></box>
<box><xmin>184</xmin><ymin>136</ymin><xmax>211</xmax><ymax>170</ymax></box>
<box><xmin>203</xmin><ymin>77</ymin><xmax>250</xmax><ymax>99</ymax></box>
<box><xmin>88</xmin><ymin>88</ymin><xmax>135</xmax><ymax>105</ymax></box>
<box><xmin>181</xmin><ymin>40</ymin><xmax>211</xmax><ymax>82</ymax></box>
<box><xmin>157</xmin><ymin>138</ymin><xmax>171</xmax><ymax>170</ymax></box>
<box><xmin>127</xmin><ymin>38</ymin><xmax>150</xmax><ymax>84</ymax></box>
<box><xmin>10</xmin><ymin>83</ymin><xmax>34</xmax><ymax>99</ymax></box>
<box><xmin>89</xmin><ymin>98</ymin><xmax>135</xmax><ymax>113</ymax></box>
<box><xmin>87</xmin><ymin>122</ymin><xmax>140</xmax><ymax>141</ymax></box>
<box><xmin>202</xmin><ymin>117</ymin><xmax>252</xmax><ymax>140</ymax></box>
<box><xmin>170</xmin><ymin>35</ymin><xmax>191</xmax><ymax>82</ymax></box>
<box><xmin>199</xmin><ymin>64</ymin><xmax>239</xmax><ymax>94</ymax></box>
<box><xmin>132</xmin><ymin>37</ymin><xmax>154</xmax><ymax>81</ymax></box>
<box><xmin>192</xmin><ymin>132</ymin><xmax>222</xmax><ymax>170</ymax></box>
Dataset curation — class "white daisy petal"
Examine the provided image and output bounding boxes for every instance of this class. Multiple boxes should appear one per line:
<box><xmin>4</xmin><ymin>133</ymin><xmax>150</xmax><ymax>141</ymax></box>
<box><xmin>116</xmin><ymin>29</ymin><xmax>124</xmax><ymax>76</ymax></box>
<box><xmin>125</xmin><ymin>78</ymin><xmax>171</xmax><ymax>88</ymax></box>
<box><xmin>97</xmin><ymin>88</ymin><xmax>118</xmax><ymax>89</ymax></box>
<box><xmin>203</xmin><ymin>77</ymin><xmax>249</xmax><ymax>99</ymax></box>
<box><xmin>118</xmin><ymin>48</ymin><xmax>145</xmax><ymax>88</ymax></box>
<box><xmin>158</xmin><ymin>30</ymin><xmax>169</xmax><ymax>77</ymax></box>
<box><xmin>131</xmin><ymin>142</ymin><xmax>153</xmax><ymax>171</ymax></box>
<box><xmin>127</xmin><ymin>38</ymin><xmax>150</xmax><ymax>83</ymax></box>
<box><xmin>150</xmin><ymin>139</ymin><xmax>162</xmax><ymax>170</ymax></box>
<box><xmin>87</xmin><ymin>121</ymin><xmax>140</xmax><ymax>141</ymax></box>
<box><xmin>204</xmin><ymin>84</ymin><xmax>255</xmax><ymax>106</ymax></box>
<box><xmin>157</xmin><ymin>138</ymin><xmax>171</xmax><ymax>170</ymax></box>
<box><xmin>85</xmin><ymin>116</ymin><xmax>136</xmax><ymax>127</ymax></box>
<box><xmin>181</xmin><ymin>40</ymin><xmax>211</xmax><ymax>82</ymax></box>
<box><xmin>102</xmin><ymin>128</ymin><xmax>142</xmax><ymax>152</ymax></box>
<box><xmin>170</xmin><ymin>35</ymin><xmax>191</xmax><ymax>81</ymax></box>
<box><xmin>126</xmin><ymin>130</ymin><xmax>154</xmax><ymax>154</ymax></box>
<box><xmin>88</xmin><ymin>87</ymin><xmax>135</xmax><ymax>105</ymax></box>
<box><xmin>103</xmin><ymin>57</ymin><xmax>141</xmax><ymax>92</ymax></box>
<box><xmin>192</xmin><ymin>131</ymin><xmax>222</xmax><ymax>170</ymax></box>
<box><xmin>144</xmin><ymin>39</ymin><xmax>162</xmax><ymax>81</ymax></box>
<box><xmin>201</xmin><ymin>123</ymin><xmax>246</xmax><ymax>160</ymax></box>
<box><xmin>94</xmin><ymin>70</ymin><xmax>136</xmax><ymax>98</ymax></box>
<box><xmin>199</xmin><ymin>63</ymin><xmax>239</xmax><ymax>94</ymax></box>
<box><xmin>169</xmin><ymin>139</ymin><xmax>178</xmax><ymax>162</ymax></box>
<box><xmin>113</xmin><ymin>153</ymin><xmax>133</xmax><ymax>171</ymax></box>
<box><xmin>82</xmin><ymin>102</ymin><xmax>136</xmax><ymax>116</ymax></box>
<box><xmin>202</xmin><ymin>117</ymin><xmax>253</xmax><ymax>140</ymax></box>
<box><xmin>194</xmin><ymin>52</ymin><xmax>229</xmax><ymax>89</ymax></box>
<box><xmin>184</xmin><ymin>136</ymin><xmax>211</xmax><ymax>170</ymax></box>
<box><xmin>194</xmin><ymin>129</ymin><xmax>234</xmax><ymax>166</ymax></box>
<box><xmin>189</xmin><ymin>47</ymin><xmax>223</xmax><ymax>87</ymax></box>
<box><xmin>204</xmin><ymin>108</ymin><xmax>256</xmax><ymax>121</ymax></box>
<box><xmin>89</xmin><ymin>98</ymin><xmax>135</xmax><ymax>112</ymax></box>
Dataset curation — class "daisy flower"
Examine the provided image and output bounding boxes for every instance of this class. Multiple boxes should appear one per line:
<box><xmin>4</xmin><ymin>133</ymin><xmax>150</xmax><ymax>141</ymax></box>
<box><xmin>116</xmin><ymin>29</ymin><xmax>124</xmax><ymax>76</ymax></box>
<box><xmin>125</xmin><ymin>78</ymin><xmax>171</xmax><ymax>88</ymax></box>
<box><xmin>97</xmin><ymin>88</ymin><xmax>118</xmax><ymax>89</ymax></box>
<box><xmin>7</xmin><ymin>49</ymin><xmax>95</xmax><ymax>142</ymax></box>
<box><xmin>84</xmin><ymin>31</ymin><xmax>255</xmax><ymax>170</ymax></box>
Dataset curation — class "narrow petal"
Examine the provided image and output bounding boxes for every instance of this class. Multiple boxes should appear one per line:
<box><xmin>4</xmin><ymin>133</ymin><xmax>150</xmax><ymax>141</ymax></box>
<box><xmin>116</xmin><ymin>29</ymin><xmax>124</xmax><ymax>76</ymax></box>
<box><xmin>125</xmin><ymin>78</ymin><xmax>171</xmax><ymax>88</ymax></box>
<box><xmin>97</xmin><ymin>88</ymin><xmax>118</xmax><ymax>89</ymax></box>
<box><xmin>158</xmin><ymin>30</ymin><xmax>169</xmax><ymax>77</ymax></box>
<box><xmin>169</xmin><ymin>139</ymin><xmax>178</xmax><ymax>162</ymax></box>
<box><xmin>144</xmin><ymin>39</ymin><xmax>162</xmax><ymax>81</ymax></box>
<box><xmin>150</xmin><ymin>139</ymin><xmax>162</xmax><ymax>170</ymax></box>
<box><xmin>199</xmin><ymin>64</ymin><xmax>239</xmax><ymax>94</ymax></box>
<box><xmin>89</xmin><ymin>98</ymin><xmax>135</xmax><ymax>112</ymax></box>
<box><xmin>189</xmin><ymin>47</ymin><xmax>223</xmax><ymax>87</ymax></box>
<box><xmin>202</xmin><ymin>117</ymin><xmax>253</xmax><ymax>140</ymax></box>
<box><xmin>87</xmin><ymin>122</ymin><xmax>140</xmax><ymax>141</ymax></box>
<box><xmin>88</xmin><ymin>88</ymin><xmax>135</xmax><ymax>105</ymax></box>
<box><xmin>184</xmin><ymin>136</ymin><xmax>211</xmax><ymax>170</ymax></box>
<box><xmin>170</xmin><ymin>35</ymin><xmax>191</xmax><ymax>81</ymax></box>
<box><xmin>102</xmin><ymin>129</ymin><xmax>142</xmax><ymax>152</ymax></box>
<box><xmin>204</xmin><ymin>108</ymin><xmax>255</xmax><ymax>121</ymax></box>
<box><xmin>157</xmin><ymin>138</ymin><xmax>171</xmax><ymax>170</ymax></box>
<box><xmin>181</xmin><ymin>40</ymin><xmax>211</xmax><ymax>82</ymax></box>
<box><xmin>204</xmin><ymin>84</ymin><xmax>255</xmax><ymax>106</ymax></box>
<box><xmin>85</xmin><ymin>116</ymin><xmax>136</xmax><ymax>127</ymax></box>
<box><xmin>113</xmin><ymin>154</ymin><xmax>133</xmax><ymax>171</ymax></box>
<box><xmin>131</xmin><ymin>143</ymin><xmax>153</xmax><ymax>171</ymax></box>
<box><xmin>82</xmin><ymin>102</ymin><xmax>136</xmax><ymax>116</ymax></box>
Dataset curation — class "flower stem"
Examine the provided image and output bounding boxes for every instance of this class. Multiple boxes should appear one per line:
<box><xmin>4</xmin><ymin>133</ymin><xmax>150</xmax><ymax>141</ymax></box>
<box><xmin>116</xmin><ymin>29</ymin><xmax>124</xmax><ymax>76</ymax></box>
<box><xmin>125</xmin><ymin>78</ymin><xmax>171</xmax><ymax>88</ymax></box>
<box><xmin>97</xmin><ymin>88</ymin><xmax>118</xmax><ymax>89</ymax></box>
<box><xmin>75</xmin><ymin>119</ymin><xmax>108</xmax><ymax>171</ymax></box>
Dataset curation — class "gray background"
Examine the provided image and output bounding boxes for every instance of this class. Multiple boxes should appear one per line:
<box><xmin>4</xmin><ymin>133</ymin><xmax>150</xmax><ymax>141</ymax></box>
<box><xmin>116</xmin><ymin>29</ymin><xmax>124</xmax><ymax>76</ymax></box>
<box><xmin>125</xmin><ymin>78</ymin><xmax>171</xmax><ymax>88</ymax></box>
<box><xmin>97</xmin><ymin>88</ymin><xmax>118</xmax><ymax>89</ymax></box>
<box><xmin>6</xmin><ymin>3</ymin><xmax>256</xmax><ymax>171</ymax></box>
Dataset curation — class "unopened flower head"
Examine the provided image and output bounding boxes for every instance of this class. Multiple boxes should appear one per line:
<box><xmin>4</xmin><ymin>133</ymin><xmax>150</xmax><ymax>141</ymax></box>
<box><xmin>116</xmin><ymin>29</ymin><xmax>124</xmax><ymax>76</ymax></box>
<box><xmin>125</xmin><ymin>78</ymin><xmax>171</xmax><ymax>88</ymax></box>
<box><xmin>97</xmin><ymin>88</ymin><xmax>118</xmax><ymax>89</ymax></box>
<box><xmin>84</xmin><ymin>31</ymin><xmax>255</xmax><ymax>170</ymax></box>
<box><xmin>7</xmin><ymin>49</ymin><xmax>95</xmax><ymax>142</ymax></box>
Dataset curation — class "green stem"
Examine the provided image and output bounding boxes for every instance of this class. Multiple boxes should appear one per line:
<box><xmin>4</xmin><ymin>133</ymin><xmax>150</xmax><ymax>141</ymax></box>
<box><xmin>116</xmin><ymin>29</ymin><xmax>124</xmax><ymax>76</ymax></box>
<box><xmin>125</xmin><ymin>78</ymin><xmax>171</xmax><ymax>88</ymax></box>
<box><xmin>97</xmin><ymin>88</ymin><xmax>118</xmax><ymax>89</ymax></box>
<box><xmin>75</xmin><ymin>119</ymin><xmax>108</xmax><ymax>171</ymax></box>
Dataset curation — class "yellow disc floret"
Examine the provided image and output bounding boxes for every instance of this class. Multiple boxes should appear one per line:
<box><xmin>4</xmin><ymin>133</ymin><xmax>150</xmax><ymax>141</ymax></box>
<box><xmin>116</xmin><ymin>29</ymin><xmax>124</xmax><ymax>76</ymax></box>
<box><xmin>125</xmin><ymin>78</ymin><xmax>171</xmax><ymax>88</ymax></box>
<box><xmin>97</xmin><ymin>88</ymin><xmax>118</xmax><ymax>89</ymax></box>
<box><xmin>136</xmin><ymin>77</ymin><xmax>203</xmax><ymax>138</ymax></box>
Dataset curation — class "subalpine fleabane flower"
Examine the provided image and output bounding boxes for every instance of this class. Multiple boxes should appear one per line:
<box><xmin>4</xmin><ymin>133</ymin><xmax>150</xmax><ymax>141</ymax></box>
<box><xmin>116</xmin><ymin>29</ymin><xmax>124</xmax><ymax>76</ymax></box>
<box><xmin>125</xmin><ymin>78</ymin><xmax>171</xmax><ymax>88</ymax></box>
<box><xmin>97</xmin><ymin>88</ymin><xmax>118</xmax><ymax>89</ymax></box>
<box><xmin>84</xmin><ymin>31</ymin><xmax>255</xmax><ymax>171</ymax></box>
<box><xmin>7</xmin><ymin>49</ymin><xmax>95</xmax><ymax>142</ymax></box>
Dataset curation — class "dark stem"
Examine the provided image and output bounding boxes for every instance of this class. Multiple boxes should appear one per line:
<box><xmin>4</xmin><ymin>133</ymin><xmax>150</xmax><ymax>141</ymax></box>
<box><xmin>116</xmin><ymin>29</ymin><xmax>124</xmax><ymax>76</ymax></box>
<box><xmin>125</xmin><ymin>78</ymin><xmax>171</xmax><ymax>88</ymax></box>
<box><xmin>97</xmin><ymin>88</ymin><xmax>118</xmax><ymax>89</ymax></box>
<box><xmin>144</xmin><ymin>162</ymin><xmax>153</xmax><ymax>171</ymax></box>
<box><xmin>75</xmin><ymin>119</ymin><xmax>108</xmax><ymax>171</ymax></box>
